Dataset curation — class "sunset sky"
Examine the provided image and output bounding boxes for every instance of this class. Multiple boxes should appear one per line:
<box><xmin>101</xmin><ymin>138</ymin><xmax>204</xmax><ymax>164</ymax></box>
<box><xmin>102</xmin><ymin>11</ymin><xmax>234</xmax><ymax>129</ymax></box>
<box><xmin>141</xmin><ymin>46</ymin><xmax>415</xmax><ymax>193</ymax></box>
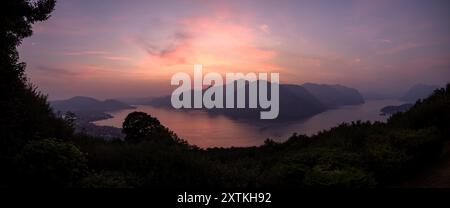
<box><xmin>19</xmin><ymin>0</ymin><xmax>450</xmax><ymax>99</ymax></box>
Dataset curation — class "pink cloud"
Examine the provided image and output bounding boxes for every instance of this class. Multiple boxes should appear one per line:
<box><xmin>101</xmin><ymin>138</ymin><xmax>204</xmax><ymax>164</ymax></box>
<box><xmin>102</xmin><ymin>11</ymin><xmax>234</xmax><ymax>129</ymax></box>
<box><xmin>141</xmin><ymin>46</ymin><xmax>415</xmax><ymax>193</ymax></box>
<box><xmin>380</xmin><ymin>42</ymin><xmax>422</xmax><ymax>55</ymax></box>
<box><xmin>132</xmin><ymin>15</ymin><xmax>278</xmax><ymax>75</ymax></box>
<box><xmin>102</xmin><ymin>56</ymin><xmax>131</xmax><ymax>62</ymax></box>
<box><xmin>61</xmin><ymin>50</ymin><xmax>110</xmax><ymax>56</ymax></box>
<box><xmin>259</xmin><ymin>24</ymin><xmax>270</xmax><ymax>34</ymax></box>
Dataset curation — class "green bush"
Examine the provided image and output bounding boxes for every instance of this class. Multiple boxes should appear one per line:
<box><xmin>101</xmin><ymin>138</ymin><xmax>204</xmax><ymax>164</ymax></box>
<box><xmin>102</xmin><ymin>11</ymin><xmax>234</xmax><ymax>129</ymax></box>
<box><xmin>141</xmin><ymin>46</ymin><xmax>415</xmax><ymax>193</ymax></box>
<box><xmin>15</xmin><ymin>138</ymin><xmax>88</xmax><ymax>187</ymax></box>
<box><xmin>80</xmin><ymin>171</ymin><xmax>139</xmax><ymax>188</ymax></box>
<box><xmin>303</xmin><ymin>166</ymin><xmax>376</xmax><ymax>188</ymax></box>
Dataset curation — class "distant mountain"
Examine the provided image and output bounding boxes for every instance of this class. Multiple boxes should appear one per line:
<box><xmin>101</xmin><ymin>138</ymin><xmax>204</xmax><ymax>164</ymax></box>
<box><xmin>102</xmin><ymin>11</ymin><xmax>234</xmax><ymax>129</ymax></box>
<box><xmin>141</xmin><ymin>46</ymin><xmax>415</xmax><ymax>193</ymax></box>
<box><xmin>50</xmin><ymin>96</ymin><xmax>134</xmax><ymax>139</ymax></box>
<box><xmin>51</xmin><ymin>96</ymin><xmax>135</xmax><ymax>113</ymax></box>
<box><xmin>147</xmin><ymin>95</ymin><xmax>172</xmax><ymax>107</ymax></box>
<box><xmin>148</xmin><ymin>82</ymin><xmax>364</xmax><ymax>121</ymax></box>
<box><xmin>380</xmin><ymin>103</ymin><xmax>414</xmax><ymax>115</ymax></box>
<box><xmin>206</xmin><ymin>83</ymin><xmax>326</xmax><ymax>121</ymax></box>
<box><xmin>301</xmin><ymin>83</ymin><xmax>364</xmax><ymax>108</ymax></box>
<box><xmin>115</xmin><ymin>96</ymin><xmax>155</xmax><ymax>105</ymax></box>
<box><xmin>401</xmin><ymin>84</ymin><xmax>440</xmax><ymax>102</ymax></box>
<box><xmin>361</xmin><ymin>91</ymin><xmax>400</xmax><ymax>100</ymax></box>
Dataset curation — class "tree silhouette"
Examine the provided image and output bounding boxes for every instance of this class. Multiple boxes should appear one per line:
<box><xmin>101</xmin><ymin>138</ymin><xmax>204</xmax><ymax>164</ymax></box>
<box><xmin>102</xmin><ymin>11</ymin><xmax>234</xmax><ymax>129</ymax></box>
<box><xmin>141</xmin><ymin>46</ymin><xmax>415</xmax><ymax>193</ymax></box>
<box><xmin>63</xmin><ymin>111</ymin><xmax>77</xmax><ymax>129</ymax></box>
<box><xmin>1</xmin><ymin>0</ymin><xmax>61</xmax><ymax>154</ymax></box>
<box><xmin>0</xmin><ymin>0</ymin><xmax>70</xmax><ymax>187</ymax></box>
<box><xmin>1</xmin><ymin>0</ymin><xmax>56</xmax><ymax>84</ymax></box>
<box><xmin>122</xmin><ymin>111</ymin><xmax>163</xmax><ymax>143</ymax></box>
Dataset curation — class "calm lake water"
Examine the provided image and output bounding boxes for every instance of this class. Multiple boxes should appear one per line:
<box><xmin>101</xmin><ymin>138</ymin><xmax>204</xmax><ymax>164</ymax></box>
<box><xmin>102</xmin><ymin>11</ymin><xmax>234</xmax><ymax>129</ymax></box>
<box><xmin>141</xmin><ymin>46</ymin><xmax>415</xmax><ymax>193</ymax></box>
<box><xmin>94</xmin><ymin>99</ymin><xmax>404</xmax><ymax>148</ymax></box>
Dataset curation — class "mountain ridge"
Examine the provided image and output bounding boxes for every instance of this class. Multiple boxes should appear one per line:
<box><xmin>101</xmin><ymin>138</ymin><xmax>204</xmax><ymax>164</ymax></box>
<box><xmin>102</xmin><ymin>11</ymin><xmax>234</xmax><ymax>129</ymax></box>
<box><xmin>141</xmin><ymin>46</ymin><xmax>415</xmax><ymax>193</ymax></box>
<box><xmin>147</xmin><ymin>82</ymin><xmax>364</xmax><ymax>121</ymax></box>
<box><xmin>401</xmin><ymin>84</ymin><xmax>440</xmax><ymax>102</ymax></box>
<box><xmin>51</xmin><ymin>96</ymin><xmax>135</xmax><ymax>113</ymax></box>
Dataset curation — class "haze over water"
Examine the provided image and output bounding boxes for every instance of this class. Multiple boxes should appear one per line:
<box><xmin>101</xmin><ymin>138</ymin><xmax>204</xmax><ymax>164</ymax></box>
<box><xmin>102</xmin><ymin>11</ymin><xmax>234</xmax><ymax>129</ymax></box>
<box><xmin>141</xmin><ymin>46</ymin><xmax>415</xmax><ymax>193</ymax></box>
<box><xmin>94</xmin><ymin>99</ymin><xmax>403</xmax><ymax>147</ymax></box>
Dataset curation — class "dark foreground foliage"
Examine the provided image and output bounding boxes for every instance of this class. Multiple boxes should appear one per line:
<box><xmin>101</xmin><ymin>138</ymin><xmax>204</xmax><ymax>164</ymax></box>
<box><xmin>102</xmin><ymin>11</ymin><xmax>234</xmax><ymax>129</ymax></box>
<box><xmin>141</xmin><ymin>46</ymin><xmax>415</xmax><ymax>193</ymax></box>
<box><xmin>1</xmin><ymin>0</ymin><xmax>449</xmax><ymax>188</ymax></box>
<box><xmin>47</xmin><ymin>85</ymin><xmax>450</xmax><ymax>188</ymax></box>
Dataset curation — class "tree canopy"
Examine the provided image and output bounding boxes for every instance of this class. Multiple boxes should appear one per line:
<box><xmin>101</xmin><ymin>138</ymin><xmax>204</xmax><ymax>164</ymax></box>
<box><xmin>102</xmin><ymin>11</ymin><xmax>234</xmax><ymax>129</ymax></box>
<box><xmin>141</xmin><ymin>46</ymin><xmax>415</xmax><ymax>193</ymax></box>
<box><xmin>123</xmin><ymin>111</ymin><xmax>164</xmax><ymax>143</ymax></box>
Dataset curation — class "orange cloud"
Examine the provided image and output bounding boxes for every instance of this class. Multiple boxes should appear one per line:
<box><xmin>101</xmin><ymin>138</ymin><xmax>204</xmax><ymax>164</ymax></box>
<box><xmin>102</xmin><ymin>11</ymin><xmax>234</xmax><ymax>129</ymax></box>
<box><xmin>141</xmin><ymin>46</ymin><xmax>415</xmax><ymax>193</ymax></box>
<box><xmin>102</xmin><ymin>56</ymin><xmax>131</xmax><ymax>62</ymax></box>
<box><xmin>133</xmin><ymin>15</ymin><xmax>279</xmax><ymax>79</ymax></box>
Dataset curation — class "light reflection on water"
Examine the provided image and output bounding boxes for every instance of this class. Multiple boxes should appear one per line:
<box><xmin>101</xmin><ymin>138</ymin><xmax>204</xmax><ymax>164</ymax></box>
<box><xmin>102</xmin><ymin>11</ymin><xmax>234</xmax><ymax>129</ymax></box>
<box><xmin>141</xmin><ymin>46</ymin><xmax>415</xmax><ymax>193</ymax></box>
<box><xmin>94</xmin><ymin>99</ymin><xmax>404</xmax><ymax>148</ymax></box>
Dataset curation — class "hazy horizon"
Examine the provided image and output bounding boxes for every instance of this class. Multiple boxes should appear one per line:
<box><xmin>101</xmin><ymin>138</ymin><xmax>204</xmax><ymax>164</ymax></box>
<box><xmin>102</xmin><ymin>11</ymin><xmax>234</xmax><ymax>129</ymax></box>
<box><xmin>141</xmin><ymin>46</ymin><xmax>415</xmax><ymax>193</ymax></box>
<box><xmin>46</xmin><ymin>81</ymin><xmax>441</xmax><ymax>101</ymax></box>
<box><xmin>18</xmin><ymin>0</ymin><xmax>450</xmax><ymax>100</ymax></box>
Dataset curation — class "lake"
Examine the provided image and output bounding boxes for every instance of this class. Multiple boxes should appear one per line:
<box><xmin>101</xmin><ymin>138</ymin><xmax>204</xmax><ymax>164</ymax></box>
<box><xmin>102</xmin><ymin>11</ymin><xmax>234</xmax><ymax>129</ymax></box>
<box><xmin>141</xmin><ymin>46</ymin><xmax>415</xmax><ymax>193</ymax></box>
<box><xmin>94</xmin><ymin>99</ymin><xmax>404</xmax><ymax>148</ymax></box>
